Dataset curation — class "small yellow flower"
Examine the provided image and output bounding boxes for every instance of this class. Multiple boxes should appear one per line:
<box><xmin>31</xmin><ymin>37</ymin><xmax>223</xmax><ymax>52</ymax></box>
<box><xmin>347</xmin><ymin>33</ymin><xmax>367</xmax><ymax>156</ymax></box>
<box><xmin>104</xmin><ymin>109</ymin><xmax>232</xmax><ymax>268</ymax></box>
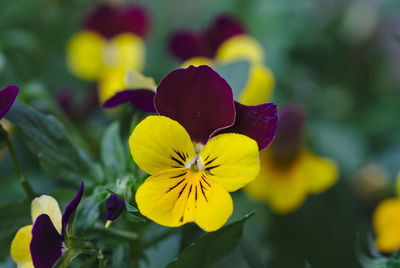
<box><xmin>373</xmin><ymin>172</ymin><xmax>400</xmax><ymax>252</ymax></box>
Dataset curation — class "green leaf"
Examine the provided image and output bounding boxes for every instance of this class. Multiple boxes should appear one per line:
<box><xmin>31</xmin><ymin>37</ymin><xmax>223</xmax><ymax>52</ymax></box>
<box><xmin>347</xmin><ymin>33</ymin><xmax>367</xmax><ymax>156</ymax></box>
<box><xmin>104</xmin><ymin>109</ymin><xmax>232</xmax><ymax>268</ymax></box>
<box><xmin>6</xmin><ymin>102</ymin><xmax>93</xmax><ymax>184</ymax></box>
<box><xmin>101</xmin><ymin>122</ymin><xmax>126</xmax><ymax>179</ymax></box>
<box><xmin>52</xmin><ymin>247</ymin><xmax>84</xmax><ymax>268</ymax></box>
<box><xmin>166</xmin><ymin>212</ymin><xmax>254</xmax><ymax>268</ymax></box>
<box><xmin>0</xmin><ymin>199</ymin><xmax>30</xmax><ymax>261</ymax></box>
<box><xmin>214</xmin><ymin>60</ymin><xmax>250</xmax><ymax>100</ymax></box>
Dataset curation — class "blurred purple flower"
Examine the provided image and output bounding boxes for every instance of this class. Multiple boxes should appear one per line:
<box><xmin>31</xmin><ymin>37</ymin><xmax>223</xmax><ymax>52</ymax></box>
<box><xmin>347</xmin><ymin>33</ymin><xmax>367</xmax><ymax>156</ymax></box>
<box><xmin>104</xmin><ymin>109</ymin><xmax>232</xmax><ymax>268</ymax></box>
<box><xmin>106</xmin><ymin>194</ymin><xmax>125</xmax><ymax>221</ymax></box>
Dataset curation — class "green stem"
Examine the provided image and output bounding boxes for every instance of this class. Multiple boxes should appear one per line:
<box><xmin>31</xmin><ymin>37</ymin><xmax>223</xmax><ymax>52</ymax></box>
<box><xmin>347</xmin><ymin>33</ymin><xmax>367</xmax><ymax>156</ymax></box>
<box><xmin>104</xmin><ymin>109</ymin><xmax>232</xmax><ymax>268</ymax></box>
<box><xmin>1</xmin><ymin>124</ymin><xmax>35</xmax><ymax>198</ymax></box>
<box><xmin>93</xmin><ymin>222</ymin><xmax>138</xmax><ymax>240</ymax></box>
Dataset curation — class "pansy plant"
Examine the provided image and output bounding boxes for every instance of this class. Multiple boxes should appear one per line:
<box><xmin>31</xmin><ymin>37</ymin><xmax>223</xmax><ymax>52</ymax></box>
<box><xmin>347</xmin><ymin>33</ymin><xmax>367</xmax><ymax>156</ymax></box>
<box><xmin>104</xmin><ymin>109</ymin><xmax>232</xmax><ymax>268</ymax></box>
<box><xmin>10</xmin><ymin>183</ymin><xmax>84</xmax><ymax>268</ymax></box>
<box><xmin>130</xmin><ymin>65</ymin><xmax>277</xmax><ymax>231</ymax></box>
<box><xmin>66</xmin><ymin>4</ymin><xmax>156</xmax><ymax>112</ymax></box>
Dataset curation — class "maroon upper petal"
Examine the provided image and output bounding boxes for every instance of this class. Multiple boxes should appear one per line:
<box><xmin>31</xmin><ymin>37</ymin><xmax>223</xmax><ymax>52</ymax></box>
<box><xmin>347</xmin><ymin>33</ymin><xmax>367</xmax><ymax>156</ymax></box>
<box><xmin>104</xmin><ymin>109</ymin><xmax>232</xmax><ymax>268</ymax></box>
<box><xmin>30</xmin><ymin>214</ymin><xmax>63</xmax><ymax>268</ymax></box>
<box><xmin>271</xmin><ymin>106</ymin><xmax>305</xmax><ymax>162</ymax></box>
<box><xmin>219</xmin><ymin>102</ymin><xmax>278</xmax><ymax>150</ymax></box>
<box><xmin>169</xmin><ymin>31</ymin><xmax>209</xmax><ymax>61</ymax></box>
<box><xmin>0</xmin><ymin>85</ymin><xmax>19</xmax><ymax>119</ymax></box>
<box><xmin>103</xmin><ymin>89</ymin><xmax>156</xmax><ymax>113</ymax></box>
<box><xmin>83</xmin><ymin>4</ymin><xmax>150</xmax><ymax>39</ymax></box>
<box><xmin>61</xmin><ymin>182</ymin><xmax>84</xmax><ymax>238</ymax></box>
<box><xmin>117</xmin><ymin>5</ymin><xmax>150</xmax><ymax>38</ymax></box>
<box><xmin>155</xmin><ymin>65</ymin><xmax>236</xmax><ymax>144</ymax></box>
<box><xmin>204</xmin><ymin>14</ymin><xmax>246</xmax><ymax>57</ymax></box>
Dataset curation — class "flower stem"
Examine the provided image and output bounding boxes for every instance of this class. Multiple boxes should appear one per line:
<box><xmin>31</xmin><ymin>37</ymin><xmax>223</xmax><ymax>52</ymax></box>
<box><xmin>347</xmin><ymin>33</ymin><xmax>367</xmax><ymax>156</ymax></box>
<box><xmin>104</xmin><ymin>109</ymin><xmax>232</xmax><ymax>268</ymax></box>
<box><xmin>0</xmin><ymin>124</ymin><xmax>35</xmax><ymax>198</ymax></box>
<box><xmin>93</xmin><ymin>222</ymin><xmax>138</xmax><ymax>240</ymax></box>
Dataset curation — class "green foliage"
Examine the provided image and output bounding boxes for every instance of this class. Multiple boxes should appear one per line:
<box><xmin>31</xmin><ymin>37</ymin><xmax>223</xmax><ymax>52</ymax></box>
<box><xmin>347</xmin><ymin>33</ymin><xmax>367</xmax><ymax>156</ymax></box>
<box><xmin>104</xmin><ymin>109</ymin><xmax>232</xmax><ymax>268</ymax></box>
<box><xmin>6</xmin><ymin>102</ymin><xmax>96</xmax><ymax>184</ymax></box>
<box><xmin>214</xmin><ymin>60</ymin><xmax>250</xmax><ymax>100</ymax></box>
<box><xmin>166</xmin><ymin>212</ymin><xmax>254</xmax><ymax>268</ymax></box>
<box><xmin>101</xmin><ymin>122</ymin><xmax>127</xmax><ymax>180</ymax></box>
<box><xmin>0</xmin><ymin>199</ymin><xmax>30</xmax><ymax>261</ymax></box>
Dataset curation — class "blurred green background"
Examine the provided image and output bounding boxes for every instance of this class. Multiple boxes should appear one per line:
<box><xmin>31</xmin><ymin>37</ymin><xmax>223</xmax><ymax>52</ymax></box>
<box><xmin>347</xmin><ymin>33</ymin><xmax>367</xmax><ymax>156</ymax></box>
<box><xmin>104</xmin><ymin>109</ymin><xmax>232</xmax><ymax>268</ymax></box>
<box><xmin>1</xmin><ymin>0</ymin><xmax>400</xmax><ymax>267</ymax></box>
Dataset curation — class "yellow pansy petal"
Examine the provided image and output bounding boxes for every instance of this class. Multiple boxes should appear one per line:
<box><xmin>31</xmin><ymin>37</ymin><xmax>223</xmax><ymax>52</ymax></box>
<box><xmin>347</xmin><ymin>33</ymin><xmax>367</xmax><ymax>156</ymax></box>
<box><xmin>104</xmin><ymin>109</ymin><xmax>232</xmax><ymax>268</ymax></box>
<box><xmin>110</xmin><ymin>33</ymin><xmax>145</xmax><ymax>71</ymax></box>
<box><xmin>244</xmin><ymin>150</ymin><xmax>308</xmax><ymax>214</ymax></box>
<box><xmin>181</xmin><ymin>57</ymin><xmax>214</xmax><ymax>68</ymax></box>
<box><xmin>129</xmin><ymin>116</ymin><xmax>196</xmax><ymax>175</ymax></box>
<box><xmin>239</xmin><ymin>64</ymin><xmax>274</xmax><ymax>106</ymax></box>
<box><xmin>373</xmin><ymin>198</ymin><xmax>400</xmax><ymax>252</ymax></box>
<box><xmin>10</xmin><ymin>225</ymin><xmax>33</xmax><ymax>267</ymax></box>
<box><xmin>136</xmin><ymin>169</ymin><xmax>233</xmax><ymax>232</ymax></box>
<box><xmin>31</xmin><ymin>195</ymin><xmax>62</xmax><ymax>233</ymax></box>
<box><xmin>199</xmin><ymin>133</ymin><xmax>259</xmax><ymax>192</ymax></box>
<box><xmin>66</xmin><ymin>31</ymin><xmax>104</xmax><ymax>80</ymax></box>
<box><xmin>300</xmin><ymin>151</ymin><xmax>338</xmax><ymax>194</ymax></box>
<box><xmin>98</xmin><ymin>67</ymin><xmax>127</xmax><ymax>104</ymax></box>
<box><xmin>125</xmin><ymin>70</ymin><xmax>157</xmax><ymax>92</ymax></box>
<box><xmin>216</xmin><ymin>35</ymin><xmax>265</xmax><ymax>64</ymax></box>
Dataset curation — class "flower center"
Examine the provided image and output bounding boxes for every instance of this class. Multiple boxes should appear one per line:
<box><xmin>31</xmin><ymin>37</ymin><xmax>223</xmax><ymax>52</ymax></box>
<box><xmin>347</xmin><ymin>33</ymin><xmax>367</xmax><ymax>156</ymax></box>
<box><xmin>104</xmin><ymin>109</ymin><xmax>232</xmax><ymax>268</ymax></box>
<box><xmin>185</xmin><ymin>154</ymin><xmax>204</xmax><ymax>172</ymax></box>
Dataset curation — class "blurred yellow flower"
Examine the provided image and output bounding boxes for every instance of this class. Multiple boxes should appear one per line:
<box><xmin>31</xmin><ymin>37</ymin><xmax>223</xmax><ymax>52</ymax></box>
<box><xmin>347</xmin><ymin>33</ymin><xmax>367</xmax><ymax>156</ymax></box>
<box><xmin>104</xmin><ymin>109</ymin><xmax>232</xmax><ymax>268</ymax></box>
<box><xmin>244</xmin><ymin>106</ymin><xmax>338</xmax><ymax>214</ymax></box>
<box><xmin>66</xmin><ymin>30</ymin><xmax>145</xmax><ymax>104</ymax></box>
<box><xmin>373</xmin><ymin>172</ymin><xmax>400</xmax><ymax>252</ymax></box>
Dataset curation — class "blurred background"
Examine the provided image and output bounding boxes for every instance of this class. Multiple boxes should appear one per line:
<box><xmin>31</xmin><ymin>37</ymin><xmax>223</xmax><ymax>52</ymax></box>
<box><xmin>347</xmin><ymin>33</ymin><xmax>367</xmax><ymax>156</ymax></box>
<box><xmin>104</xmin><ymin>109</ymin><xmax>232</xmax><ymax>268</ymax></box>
<box><xmin>1</xmin><ymin>0</ymin><xmax>400</xmax><ymax>267</ymax></box>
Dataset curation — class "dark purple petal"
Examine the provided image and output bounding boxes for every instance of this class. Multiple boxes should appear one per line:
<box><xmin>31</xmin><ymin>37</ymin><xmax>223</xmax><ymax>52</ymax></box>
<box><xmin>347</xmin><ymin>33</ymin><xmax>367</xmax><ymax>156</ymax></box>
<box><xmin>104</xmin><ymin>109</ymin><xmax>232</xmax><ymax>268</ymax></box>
<box><xmin>0</xmin><ymin>85</ymin><xmax>19</xmax><ymax>119</ymax></box>
<box><xmin>155</xmin><ymin>65</ymin><xmax>235</xmax><ymax>144</ymax></box>
<box><xmin>106</xmin><ymin>194</ymin><xmax>125</xmax><ymax>221</ymax></box>
<box><xmin>61</xmin><ymin>182</ymin><xmax>84</xmax><ymax>237</ymax></box>
<box><xmin>103</xmin><ymin>89</ymin><xmax>156</xmax><ymax>113</ymax></box>
<box><xmin>204</xmin><ymin>14</ymin><xmax>246</xmax><ymax>57</ymax></box>
<box><xmin>169</xmin><ymin>31</ymin><xmax>209</xmax><ymax>61</ymax></box>
<box><xmin>83</xmin><ymin>4</ymin><xmax>150</xmax><ymax>38</ymax></box>
<box><xmin>83</xmin><ymin>4</ymin><xmax>119</xmax><ymax>38</ymax></box>
<box><xmin>218</xmin><ymin>102</ymin><xmax>278</xmax><ymax>150</ymax></box>
<box><xmin>271</xmin><ymin>106</ymin><xmax>305</xmax><ymax>162</ymax></box>
<box><xmin>30</xmin><ymin>214</ymin><xmax>63</xmax><ymax>268</ymax></box>
<box><xmin>117</xmin><ymin>5</ymin><xmax>150</xmax><ymax>38</ymax></box>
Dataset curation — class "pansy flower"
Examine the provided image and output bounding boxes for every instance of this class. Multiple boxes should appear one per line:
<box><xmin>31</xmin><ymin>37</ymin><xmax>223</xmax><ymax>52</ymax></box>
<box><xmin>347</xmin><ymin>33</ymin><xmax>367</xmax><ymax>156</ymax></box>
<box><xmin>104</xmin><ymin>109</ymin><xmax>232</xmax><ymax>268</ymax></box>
<box><xmin>169</xmin><ymin>14</ymin><xmax>274</xmax><ymax>106</ymax></box>
<box><xmin>129</xmin><ymin>65</ymin><xmax>277</xmax><ymax>231</ymax></box>
<box><xmin>373</xmin><ymin>172</ymin><xmax>400</xmax><ymax>252</ymax></box>
<box><xmin>66</xmin><ymin>4</ymin><xmax>156</xmax><ymax>112</ymax></box>
<box><xmin>244</xmin><ymin>106</ymin><xmax>338</xmax><ymax>214</ymax></box>
<box><xmin>10</xmin><ymin>183</ymin><xmax>84</xmax><ymax>268</ymax></box>
<box><xmin>0</xmin><ymin>85</ymin><xmax>19</xmax><ymax>120</ymax></box>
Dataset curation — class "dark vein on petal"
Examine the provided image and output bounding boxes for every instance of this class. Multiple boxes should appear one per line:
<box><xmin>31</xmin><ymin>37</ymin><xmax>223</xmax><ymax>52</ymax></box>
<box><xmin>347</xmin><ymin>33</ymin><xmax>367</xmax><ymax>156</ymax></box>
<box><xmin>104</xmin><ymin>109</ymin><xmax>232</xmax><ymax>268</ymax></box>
<box><xmin>171</xmin><ymin>155</ymin><xmax>184</xmax><ymax>166</ymax></box>
<box><xmin>166</xmin><ymin>179</ymin><xmax>185</xmax><ymax>193</ymax></box>
<box><xmin>199</xmin><ymin>181</ymin><xmax>208</xmax><ymax>202</ymax></box>
<box><xmin>173</xmin><ymin>149</ymin><xmax>186</xmax><ymax>162</ymax></box>
<box><xmin>205</xmin><ymin>157</ymin><xmax>218</xmax><ymax>166</ymax></box>
<box><xmin>195</xmin><ymin>185</ymin><xmax>198</xmax><ymax>201</ymax></box>
<box><xmin>206</xmin><ymin>165</ymin><xmax>220</xmax><ymax>171</ymax></box>
<box><xmin>178</xmin><ymin>183</ymin><xmax>187</xmax><ymax>198</ymax></box>
<box><xmin>188</xmin><ymin>184</ymin><xmax>192</xmax><ymax>198</ymax></box>
<box><xmin>201</xmin><ymin>176</ymin><xmax>211</xmax><ymax>187</ymax></box>
<box><xmin>170</xmin><ymin>171</ymin><xmax>187</xmax><ymax>178</ymax></box>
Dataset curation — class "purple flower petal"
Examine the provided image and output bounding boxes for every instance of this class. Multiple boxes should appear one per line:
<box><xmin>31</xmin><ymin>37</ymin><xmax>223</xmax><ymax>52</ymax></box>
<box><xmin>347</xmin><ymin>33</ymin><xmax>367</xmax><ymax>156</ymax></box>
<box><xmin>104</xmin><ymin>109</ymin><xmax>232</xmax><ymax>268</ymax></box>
<box><xmin>30</xmin><ymin>214</ymin><xmax>63</xmax><ymax>268</ymax></box>
<box><xmin>0</xmin><ymin>85</ymin><xmax>19</xmax><ymax>119</ymax></box>
<box><xmin>83</xmin><ymin>4</ymin><xmax>119</xmax><ymax>39</ymax></box>
<box><xmin>61</xmin><ymin>182</ymin><xmax>84</xmax><ymax>237</ymax></box>
<box><xmin>271</xmin><ymin>106</ymin><xmax>305</xmax><ymax>162</ymax></box>
<box><xmin>155</xmin><ymin>65</ymin><xmax>236</xmax><ymax>144</ymax></box>
<box><xmin>169</xmin><ymin>31</ymin><xmax>208</xmax><ymax>61</ymax></box>
<box><xmin>219</xmin><ymin>102</ymin><xmax>278</xmax><ymax>150</ymax></box>
<box><xmin>117</xmin><ymin>5</ymin><xmax>150</xmax><ymax>38</ymax></box>
<box><xmin>103</xmin><ymin>89</ymin><xmax>156</xmax><ymax>113</ymax></box>
<box><xmin>106</xmin><ymin>194</ymin><xmax>125</xmax><ymax>221</ymax></box>
<box><xmin>83</xmin><ymin>4</ymin><xmax>150</xmax><ymax>39</ymax></box>
<box><xmin>204</xmin><ymin>14</ymin><xmax>246</xmax><ymax>57</ymax></box>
